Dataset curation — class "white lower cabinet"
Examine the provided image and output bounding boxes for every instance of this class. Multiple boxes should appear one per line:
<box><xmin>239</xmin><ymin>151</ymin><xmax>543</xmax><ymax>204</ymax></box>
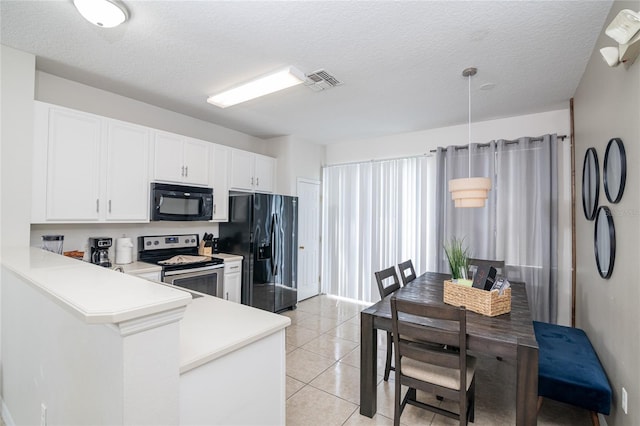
<box><xmin>131</xmin><ymin>271</ymin><xmax>162</xmax><ymax>282</ymax></box>
<box><xmin>223</xmin><ymin>260</ymin><xmax>242</xmax><ymax>303</ymax></box>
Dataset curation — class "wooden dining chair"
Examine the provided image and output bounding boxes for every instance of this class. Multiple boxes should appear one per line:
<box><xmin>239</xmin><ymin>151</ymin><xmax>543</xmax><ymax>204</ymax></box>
<box><xmin>390</xmin><ymin>297</ymin><xmax>476</xmax><ymax>426</ymax></box>
<box><xmin>374</xmin><ymin>266</ymin><xmax>402</xmax><ymax>381</ymax></box>
<box><xmin>398</xmin><ymin>259</ymin><xmax>417</xmax><ymax>286</ymax></box>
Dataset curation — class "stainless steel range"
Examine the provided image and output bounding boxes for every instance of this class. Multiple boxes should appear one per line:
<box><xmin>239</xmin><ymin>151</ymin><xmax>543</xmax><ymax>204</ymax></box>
<box><xmin>138</xmin><ymin>234</ymin><xmax>224</xmax><ymax>298</ymax></box>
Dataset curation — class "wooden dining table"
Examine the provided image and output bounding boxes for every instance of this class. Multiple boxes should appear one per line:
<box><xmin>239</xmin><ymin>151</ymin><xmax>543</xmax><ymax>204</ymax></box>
<box><xmin>360</xmin><ymin>272</ymin><xmax>539</xmax><ymax>425</ymax></box>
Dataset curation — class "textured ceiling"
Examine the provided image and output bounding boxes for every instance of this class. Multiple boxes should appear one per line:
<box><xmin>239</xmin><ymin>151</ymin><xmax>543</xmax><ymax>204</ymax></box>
<box><xmin>1</xmin><ymin>1</ymin><xmax>612</xmax><ymax>144</ymax></box>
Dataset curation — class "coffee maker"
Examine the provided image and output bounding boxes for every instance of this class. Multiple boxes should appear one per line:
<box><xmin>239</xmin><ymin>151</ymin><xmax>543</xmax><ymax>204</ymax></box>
<box><xmin>89</xmin><ymin>237</ymin><xmax>112</xmax><ymax>268</ymax></box>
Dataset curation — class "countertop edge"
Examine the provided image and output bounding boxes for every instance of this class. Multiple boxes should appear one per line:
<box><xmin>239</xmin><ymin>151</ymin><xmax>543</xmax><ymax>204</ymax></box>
<box><xmin>179</xmin><ymin>315</ymin><xmax>290</xmax><ymax>374</ymax></box>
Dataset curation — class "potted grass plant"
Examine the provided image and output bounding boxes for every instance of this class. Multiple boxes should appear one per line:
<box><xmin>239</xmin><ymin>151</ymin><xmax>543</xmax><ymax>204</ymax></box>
<box><xmin>443</xmin><ymin>237</ymin><xmax>469</xmax><ymax>281</ymax></box>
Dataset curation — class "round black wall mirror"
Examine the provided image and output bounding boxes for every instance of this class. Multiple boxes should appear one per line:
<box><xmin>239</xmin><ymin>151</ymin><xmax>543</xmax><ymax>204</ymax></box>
<box><xmin>594</xmin><ymin>206</ymin><xmax>615</xmax><ymax>279</ymax></box>
<box><xmin>604</xmin><ymin>138</ymin><xmax>626</xmax><ymax>203</ymax></box>
<box><xmin>582</xmin><ymin>148</ymin><xmax>599</xmax><ymax>221</ymax></box>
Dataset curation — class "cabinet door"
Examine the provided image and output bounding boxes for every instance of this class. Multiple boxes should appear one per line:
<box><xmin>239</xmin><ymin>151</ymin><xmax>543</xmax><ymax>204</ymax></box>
<box><xmin>254</xmin><ymin>155</ymin><xmax>275</xmax><ymax>193</ymax></box>
<box><xmin>183</xmin><ymin>138</ymin><xmax>210</xmax><ymax>185</ymax></box>
<box><xmin>153</xmin><ymin>132</ymin><xmax>184</xmax><ymax>183</ymax></box>
<box><xmin>46</xmin><ymin>108</ymin><xmax>102</xmax><ymax>221</ymax></box>
<box><xmin>105</xmin><ymin>121</ymin><xmax>150</xmax><ymax>221</ymax></box>
<box><xmin>211</xmin><ymin>145</ymin><xmax>229</xmax><ymax>221</ymax></box>
<box><xmin>229</xmin><ymin>149</ymin><xmax>255</xmax><ymax>191</ymax></box>
<box><xmin>224</xmin><ymin>260</ymin><xmax>242</xmax><ymax>303</ymax></box>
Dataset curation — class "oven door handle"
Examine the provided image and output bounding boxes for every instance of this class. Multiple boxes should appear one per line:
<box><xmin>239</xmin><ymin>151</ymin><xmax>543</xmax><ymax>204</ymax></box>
<box><xmin>163</xmin><ymin>264</ymin><xmax>224</xmax><ymax>277</ymax></box>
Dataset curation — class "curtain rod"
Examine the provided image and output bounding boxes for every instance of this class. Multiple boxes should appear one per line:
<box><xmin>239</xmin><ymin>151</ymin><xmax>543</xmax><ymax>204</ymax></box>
<box><xmin>428</xmin><ymin>134</ymin><xmax>568</xmax><ymax>153</ymax></box>
<box><xmin>323</xmin><ymin>134</ymin><xmax>568</xmax><ymax>169</ymax></box>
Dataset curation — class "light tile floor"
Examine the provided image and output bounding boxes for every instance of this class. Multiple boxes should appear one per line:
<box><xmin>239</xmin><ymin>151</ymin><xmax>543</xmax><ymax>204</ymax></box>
<box><xmin>282</xmin><ymin>294</ymin><xmax>593</xmax><ymax>426</ymax></box>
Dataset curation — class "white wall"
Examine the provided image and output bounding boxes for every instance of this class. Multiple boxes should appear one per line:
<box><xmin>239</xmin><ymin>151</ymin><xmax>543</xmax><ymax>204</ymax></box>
<box><xmin>30</xmin><ymin>222</ymin><xmax>219</xmax><ymax>261</ymax></box>
<box><xmin>325</xmin><ymin>109</ymin><xmax>570</xmax><ymax>165</ymax></box>
<box><xmin>266</xmin><ymin>135</ymin><xmax>325</xmax><ymax>196</ymax></box>
<box><xmin>325</xmin><ymin>109</ymin><xmax>573</xmax><ymax>325</ymax></box>
<box><xmin>1</xmin><ymin>45</ymin><xmax>35</xmax><ymax>249</ymax></box>
<box><xmin>574</xmin><ymin>2</ymin><xmax>640</xmax><ymax>425</ymax></box>
<box><xmin>36</xmin><ymin>72</ymin><xmax>266</xmax><ymax>154</ymax></box>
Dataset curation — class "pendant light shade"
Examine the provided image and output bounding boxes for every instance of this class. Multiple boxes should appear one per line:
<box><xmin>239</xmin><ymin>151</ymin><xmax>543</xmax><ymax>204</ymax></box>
<box><xmin>73</xmin><ymin>0</ymin><xmax>128</xmax><ymax>28</ymax></box>
<box><xmin>448</xmin><ymin>67</ymin><xmax>492</xmax><ymax>208</ymax></box>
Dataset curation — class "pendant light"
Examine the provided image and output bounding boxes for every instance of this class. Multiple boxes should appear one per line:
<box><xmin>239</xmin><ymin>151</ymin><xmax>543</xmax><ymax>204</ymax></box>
<box><xmin>448</xmin><ymin>67</ymin><xmax>492</xmax><ymax>208</ymax></box>
<box><xmin>73</xmin><ymin>0</ymin><xmax>128</xmax><ymax>28</ymax></box>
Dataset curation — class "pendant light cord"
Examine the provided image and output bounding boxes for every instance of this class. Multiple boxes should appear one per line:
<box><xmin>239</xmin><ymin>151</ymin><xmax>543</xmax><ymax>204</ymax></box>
<box><xmin>468</xmin><ymin>71</ymin><xmax>471</xmax><ymax>178</ymax></box>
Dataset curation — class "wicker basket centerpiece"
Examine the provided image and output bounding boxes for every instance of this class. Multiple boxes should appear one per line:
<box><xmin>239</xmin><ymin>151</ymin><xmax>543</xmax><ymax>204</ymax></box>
<box><xmin>443</xmin><ymin>280</ymin><xmax>511</xmax><ymax>317</ymax></box>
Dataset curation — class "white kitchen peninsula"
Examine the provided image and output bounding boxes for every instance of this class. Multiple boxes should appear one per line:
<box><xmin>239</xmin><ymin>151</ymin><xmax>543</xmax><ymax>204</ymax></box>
<box><xmin>1</xmin><ymin>248</ymin><xmax>289</xmax><ymax>426</ymax></box>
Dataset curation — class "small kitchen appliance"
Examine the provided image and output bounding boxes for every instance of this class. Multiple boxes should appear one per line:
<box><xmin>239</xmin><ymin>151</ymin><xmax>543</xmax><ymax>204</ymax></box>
<box><xmin>89</xmin><ymin>237</ymin><xmax>112</xmax><ymax>268</ymax></box>
<box><xmin>138</xmin><ymin>234</ymin><xmax>224</xmax><ymax>298</ymax></box>
<box><xmin>115</xmin><ymin>237</ymin><xmax>134</xmax><ymax>264</ymax></box>
<box><xmin>150</xmin><ymin>183</ymin><xmax>213</xmax><ymax>222</ymax></box>
<box><xmin>41</xmin><ymin>235</ymin><xmax>64</xmax><ymax>254</ymax></box>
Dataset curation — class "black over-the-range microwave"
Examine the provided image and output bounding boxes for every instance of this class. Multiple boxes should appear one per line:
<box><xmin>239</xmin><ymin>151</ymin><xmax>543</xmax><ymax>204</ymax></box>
<box><xmin>150</xmin><ymin>183</ymin><xmax>213</xmax><ymax>221</ymax></box>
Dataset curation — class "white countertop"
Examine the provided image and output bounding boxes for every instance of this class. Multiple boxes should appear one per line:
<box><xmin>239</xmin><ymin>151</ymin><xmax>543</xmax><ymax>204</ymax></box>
<box><xmin>1</xmin><ymin>247</ymin><xmax>191</xmax><ymax>324</ymax></box>
<box><xmin>113</xmin><ymin>260</ymin><xmax>162</xmax><ymax>274</ymax></box>
<box><xmin>178</xmin><ymin>293</ymin><xmax>290</xmax><ymax>373</ymax></box>
<box><xmin>212</xmin><ymin>253</ymin><xmax>243</xmax><ymax>262</ymax></box>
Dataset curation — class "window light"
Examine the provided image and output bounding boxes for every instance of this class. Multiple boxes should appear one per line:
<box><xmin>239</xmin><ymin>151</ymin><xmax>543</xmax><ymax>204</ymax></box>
<box><xmin>207</xmin><ymin>66</ymin><xmax>306</xmax><ymax>108</ymax></box>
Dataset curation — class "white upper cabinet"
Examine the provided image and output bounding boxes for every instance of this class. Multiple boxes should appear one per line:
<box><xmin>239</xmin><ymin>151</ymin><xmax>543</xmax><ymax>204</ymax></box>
<box><xmin>211</xmin><ymin>145</ymin><xmax>230</xmax><ymax>221</ymax></box>
<box><xmin>32</xmin><ymin>102</ymin><xmax>151</xmax><ymax>223</ymax></box>
<box><xmin>44</xmin><ymin>106</ymin><xmax>102</xmax><ymax>221</ymax></box>
<box><xmin>254</xmin><ymin>154</ymin><xmax>276</xmax><ymax>193</ymax></box>
<box><xmin>105</xmin><ymin>121</ymin><xmax>150</xmax><ymax>221</ymax></box>
<box><xmin>153</xmin><ymin>132</ymin><xmax>210</xmax><ymax>186</ymax></box>
<box><xmin>229</xmin><ymin>149</ymin><xmax>275</xmax><ymax>193</ymax></box>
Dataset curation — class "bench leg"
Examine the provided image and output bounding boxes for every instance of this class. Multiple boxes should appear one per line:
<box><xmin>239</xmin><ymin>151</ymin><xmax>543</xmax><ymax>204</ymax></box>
<box><xmin>590</xmin><ymin>411</ymin><xmax>600</xmax><ymax>426</ymax></box>
<box><xmin>537</xmin><ymin>397</ymin><xmax>543</xmax><ymax>413</ymax></box>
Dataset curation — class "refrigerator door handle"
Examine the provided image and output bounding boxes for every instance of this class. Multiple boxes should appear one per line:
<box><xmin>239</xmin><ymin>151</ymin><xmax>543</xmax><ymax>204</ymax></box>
<box><xmin>273</xmin><ymin>214</ymin><xmax>279</xmax><ymax>276</ymax></box>
<box><xmin>270</xmin><ymin>214</ymin><xmax>277</xmax><ymax>276</ymax></box>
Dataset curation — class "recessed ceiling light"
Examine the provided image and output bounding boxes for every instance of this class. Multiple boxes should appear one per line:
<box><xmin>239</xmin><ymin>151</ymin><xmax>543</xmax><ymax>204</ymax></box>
<box><xmin>207</xmin><ymin>66</ymin><xmax>306</xmax><ymax>108</ymax></box>
<box><xmin>73</xmin><ymin>0</ymin><xmax>129</xmax><ymax>28</ymax></box>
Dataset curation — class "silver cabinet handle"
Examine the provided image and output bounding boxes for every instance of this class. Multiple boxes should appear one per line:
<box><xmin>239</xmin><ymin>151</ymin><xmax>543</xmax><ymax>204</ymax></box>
<box><xmin>108</xmin><ymin>200</ymin><xmax>112</xmax><ymax>213</ymax></box>
<box><xmin>181</xmin><ymin>166</ymin><xmax>185</xmax><ymax>177</ymax></box>
<box><xmin>96</xmin><ymin>199</ymin><xmax>99</xmax><ymax>213</ymax></box>
<box><xmin>256</xmin><ymin>177</ymin><xmax>259</xmax><ymax>186</ymax></box>
<box><xmin>251</xmin><ymin>177</ymin><xmax>254</xmax><ymax>186</ymax></box>
<box><xmin>229</xmin><ymin>265</ymin><xmax>239</xmax><ymax>270</ymax></box>
<box><xmin>185</xmin><ymin>166</ymin><xmax>188</xmax><ymax>177</ymax></box>
<box><xmin>225</xmin><ymin>292</ymin><xmax>229</xmax><ymax>300</ymax></box>
<box><xmin>213</xmin><ymin>204</ymin><xmax>216</xmax><ymax>214</ymax></box>
<box><xmin>299</xmin><ymin>246</ymin><xmax>305</xmax><ymax>250</ymax></box>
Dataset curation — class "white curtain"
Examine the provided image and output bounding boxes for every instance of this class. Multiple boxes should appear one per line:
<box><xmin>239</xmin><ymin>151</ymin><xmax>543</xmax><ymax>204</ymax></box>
<box><xmin>435</xmin><ymin>135</ymin><xmax>559</xmax><ymax>322</ymax></box>
<box><xmin>322</xmin><ymin>156</ymin><xmax>437</xmax><ymax>303</ymax></box>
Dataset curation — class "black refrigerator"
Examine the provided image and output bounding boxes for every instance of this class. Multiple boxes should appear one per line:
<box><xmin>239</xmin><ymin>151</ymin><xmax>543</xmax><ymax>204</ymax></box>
<box><xmin>218</xmin><ymin>192</ymin><xmax>298</xmax><ymax>312</ymax></box>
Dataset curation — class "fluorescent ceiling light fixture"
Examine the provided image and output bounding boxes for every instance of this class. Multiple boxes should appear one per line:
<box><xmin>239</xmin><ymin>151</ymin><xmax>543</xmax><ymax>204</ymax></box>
<box><xmin>73</xmin><ymin>0</ymin><xmax>128</xmax><ymax>28</ymax></box>
<box><xmin>207</xmin><ymin>66</ymin><xmax>306</xmax><ymax>108</ymax></box>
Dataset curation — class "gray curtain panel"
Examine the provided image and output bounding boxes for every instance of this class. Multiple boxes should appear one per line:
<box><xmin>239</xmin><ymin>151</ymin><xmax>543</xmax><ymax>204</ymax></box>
<box><xmin>435</xmin><ymin>134</ymin><xmax>559</xmax><ymax>323</ymax></box>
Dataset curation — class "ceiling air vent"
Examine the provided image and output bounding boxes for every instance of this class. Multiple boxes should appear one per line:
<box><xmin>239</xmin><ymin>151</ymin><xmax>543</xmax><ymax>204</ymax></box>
<box><xmin>304</xmin><ymin>69</ymin><xmax>342</xmax><ymax>92</ymax></box>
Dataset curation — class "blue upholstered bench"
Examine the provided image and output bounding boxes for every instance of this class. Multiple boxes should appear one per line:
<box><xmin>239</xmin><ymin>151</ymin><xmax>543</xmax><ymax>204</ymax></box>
<box><xmin>533</xmin><ymin>321</ymin><xmax>611</xmax><ymax>426</ymax></box>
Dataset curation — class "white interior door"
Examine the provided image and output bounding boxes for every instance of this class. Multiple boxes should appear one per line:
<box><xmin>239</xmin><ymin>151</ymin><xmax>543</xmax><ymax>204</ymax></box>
<box><xmin>297</xmin><ymin>179</ymin><xmax>321</xmax><ymax>302</ymax></box>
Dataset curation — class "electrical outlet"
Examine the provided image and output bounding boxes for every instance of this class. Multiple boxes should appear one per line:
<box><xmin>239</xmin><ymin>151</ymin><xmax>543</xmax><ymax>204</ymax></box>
<box><xmin>40</xmin><ymin>403</ymin><xmax>47</xmax><ymax>426</ymax></box>
<box><xmin>622</xmin><ymin>387</ymin><xmax>628</xmax><ymax>414</ymax></box>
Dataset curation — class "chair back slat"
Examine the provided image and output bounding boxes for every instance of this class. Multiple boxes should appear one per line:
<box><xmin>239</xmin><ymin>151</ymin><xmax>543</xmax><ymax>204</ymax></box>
<box><xmin>398</xmin><ymin>259</ymin><xmax>417</xmax><ymax>285</ymax></box>
<box><xmin>374</xmin><ymin>266</ymin><xmax>401</xmax><ymax>299</ymax></box>
<box><xmin>399</xmin><ymin>341</ymin><xmax>461</xmax><ymax>370</ymax></box>
<box><xmin>397</xmin><ymin>322</ymin><xmax>461</xmax><ymax>348</ymax></box>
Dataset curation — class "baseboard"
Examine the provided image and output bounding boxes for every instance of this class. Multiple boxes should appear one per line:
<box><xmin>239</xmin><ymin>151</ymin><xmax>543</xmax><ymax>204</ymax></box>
<box><xmin>1</xmin><ymin>397</ymin><xmax>15</xmax><ymax>426</ymax></box>
<box><xmin>599</xmin><ymin>413</ymin><xmax>608</xmax><ymax>426</ymax></box>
